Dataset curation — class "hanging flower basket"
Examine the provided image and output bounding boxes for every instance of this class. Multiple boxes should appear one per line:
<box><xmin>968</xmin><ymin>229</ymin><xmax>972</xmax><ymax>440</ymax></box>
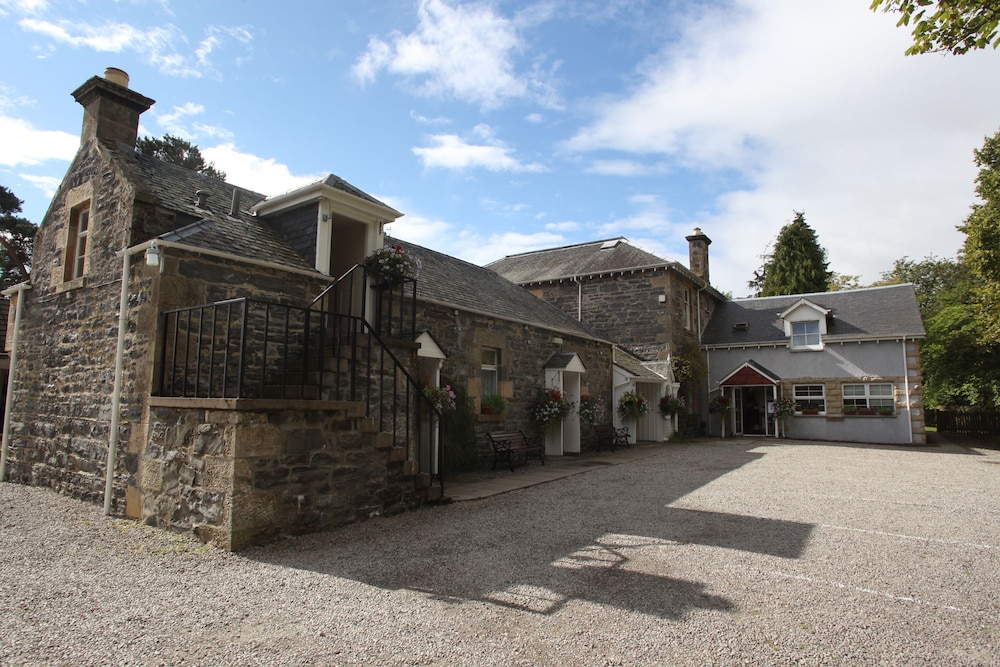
<box><xmin>364</xmin><ymin>244</ymin><xmax>420</xmax><ymax>284</ymax></box>
<box><xmin>422</xmin><ymin>383</ymin><xmax>456</xmax><ymax>413</ymax></box>
<box><xmin>708</xmin><ymin>395</ymin><xmax>731</xmax><ymax>414</ymax></box>
<box><xmin>531</xmin><ymin>387</ymin><xmax>574</xmax><ymax>428</ymax></box>
<box><xmin>577</xmin><ymin>394</ymin><xmax>603</xmax><ymax>427</ymax></box>
<box><xmin>658</xmin><ymin>394</ymin><xmax>686</xmax><ymax>418</ymax></box>
<box><xmin>618</xmin><ymin>391</ymin><xmax>649</xmax><ymax>422</ymax></box>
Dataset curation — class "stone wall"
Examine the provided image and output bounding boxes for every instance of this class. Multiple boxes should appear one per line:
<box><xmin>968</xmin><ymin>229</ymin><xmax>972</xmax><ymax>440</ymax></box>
<box><xmin>529</xmin><ymin>268</ymin><xmax>711</xmax><ymax>362</ymax></box>
<box><xmin>415</xmin><ymin>301</ymin><xmax>613</xmax><ymax>463</ymax></box>
<box><xmin>142</xmin><ymin>400</ymin><xmax>423</xmax><ymax>550</ymax></box>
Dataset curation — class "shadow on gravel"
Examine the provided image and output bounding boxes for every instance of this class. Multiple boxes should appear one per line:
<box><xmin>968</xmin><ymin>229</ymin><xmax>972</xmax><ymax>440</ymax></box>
<box><xmin>244</xmin><ymin>441</ymin><xmax>813</xmax><ymax>620</ymax></box>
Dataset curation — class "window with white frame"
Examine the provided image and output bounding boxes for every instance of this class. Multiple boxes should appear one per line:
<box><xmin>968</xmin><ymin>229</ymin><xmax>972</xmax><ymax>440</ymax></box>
<box><xmin>481</xmin><ymin>348</ymin><xmax>499</xmax><ymax>397</ymax></box>
<box><xmin>790</xmin><ymin>320</ymin><xmax>821</xmax><ymax>349</ymax></box>
<box><xmin>843</xmin><ymin>383</ymin><xmax>894</xmax><ymax>412</ymax></box>
<box><xmin>793</xmin><ymin>384</ymin><xmax>826</xmax><ymax>413</ymax></box>
<box><xmin>64</xmin><ymin>203</ymin><xmax>91</xmax><ymax>282</ymax></box>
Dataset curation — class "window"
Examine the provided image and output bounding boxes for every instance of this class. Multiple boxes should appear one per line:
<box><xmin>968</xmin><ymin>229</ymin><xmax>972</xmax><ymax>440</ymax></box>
<box><xmin>65</xmin><ymin>204</ymin><xmax>90</xmax><ymax>281</ymax></box>
<box><xmin>683</xmin><ymin>288</ymin><xmax>692</xmax><ymax>330</ymax></box>
<box><xmin>793</xmin><ymin>384</ymin><xmax>826</xmax><ymax>414</ymax></box>
<box><xmin>481</xmin><ymin>348</ymin><xmax>499</xmax><ymax>397</ymax></box>
<box><xmin>843</xmin><ymin>383</ymin><xmax>894</xmax><ymax>412</ymax></box>
<box><xmin>791</xmin><ymin>321</ymin><xmax>821</xmax><ymax>349</ymax></box>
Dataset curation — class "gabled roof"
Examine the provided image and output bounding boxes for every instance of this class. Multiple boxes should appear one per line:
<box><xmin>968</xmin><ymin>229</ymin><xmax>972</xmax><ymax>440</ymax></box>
<box><xmin>719</xmin><ymin>359</ymin><xmax>780</xmax><ymax>386</ymax></box>
<box><xmin>387</xmin><ymin>237</ymin><xmax>609</xmax><ymax>343</ymax></box>
<box><xmin>486</xmin><ymin>237</ymin><xmax>678</xmax><ymax>284</ymax></box>
<box><xmin>115</xmin><ymin>148</ymin><xmax>315</xmax><ymax>271</ymax></box>
<box><xmin>613</xmin><ymin>346</ymin><xmax>667</xmax><ymax>381</ymax></box>
<box><xmin>701</xmin><ymin>284</ymin><xmax>925</xmax><ymax>348</ymax></box>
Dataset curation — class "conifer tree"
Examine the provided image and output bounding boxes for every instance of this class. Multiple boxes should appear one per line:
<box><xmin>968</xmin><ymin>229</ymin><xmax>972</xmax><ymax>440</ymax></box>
<box><xmin>749</xmin><ymin>211</ymin><xmax>831</xmax><ymax>297</ymax></box>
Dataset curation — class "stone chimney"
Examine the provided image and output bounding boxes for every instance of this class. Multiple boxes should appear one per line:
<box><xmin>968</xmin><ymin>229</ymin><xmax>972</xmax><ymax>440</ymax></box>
<box><xmin>71</xmin><ymin>67</ymin><xmax>155</xmax><ymax>147</ymax></box>
<box><xmin>685</xmin><ymin>227</ymin><xmax>712</xmax><ymax>284</ymax></box>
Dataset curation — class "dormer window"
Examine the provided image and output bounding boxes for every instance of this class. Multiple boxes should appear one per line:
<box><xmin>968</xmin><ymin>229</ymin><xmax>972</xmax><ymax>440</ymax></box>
<box><xmin>791</xmin><ymin>320</ymin><xmax>821</xmax><ymax>349</ymax></box>
<box><xmin>780</xmin><ymin>298</ymin><xmax>829</xmax><ymax>351</ymax></box>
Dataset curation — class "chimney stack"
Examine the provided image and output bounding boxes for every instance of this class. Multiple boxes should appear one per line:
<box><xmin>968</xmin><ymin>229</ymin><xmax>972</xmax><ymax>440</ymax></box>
<box><xmin>71</xmin><ymin>67</ymin><xmax>155</xmax><ymax>148</ymax></box>
<box><xmin>685</xmin><ymin>227</ymin><xmax>712</xmax><ymax>284</ymax></box>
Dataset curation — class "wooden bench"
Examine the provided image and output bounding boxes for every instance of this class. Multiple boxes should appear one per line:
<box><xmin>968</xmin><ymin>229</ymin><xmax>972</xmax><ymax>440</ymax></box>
<box><xmin>487</xmin><ymin>430</ymin><xmax>545</xmax><ymax>471</ymax></box>
<box><xmin>594</xmin><ymin>423</ymin><xmax>631</xmax><ymax>452</ymax></box>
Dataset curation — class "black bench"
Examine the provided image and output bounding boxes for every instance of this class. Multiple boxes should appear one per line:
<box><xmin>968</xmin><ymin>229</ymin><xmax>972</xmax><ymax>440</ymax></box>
<box><xmin>487</xmin><ymin>430</ymin><xmax>545</xmax><ymax>471</ymax></box>
<box><xmin>594</xmin><ymin>423</ymin><xmax>631</xmax><ymax>452</ymax></box>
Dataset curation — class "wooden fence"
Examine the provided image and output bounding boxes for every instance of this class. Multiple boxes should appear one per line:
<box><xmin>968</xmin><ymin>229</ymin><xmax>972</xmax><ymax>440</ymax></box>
<box><xmin>928</xmin><ymin>410</ymin><xmax>1000</xmax><ymax>435</ymax></box>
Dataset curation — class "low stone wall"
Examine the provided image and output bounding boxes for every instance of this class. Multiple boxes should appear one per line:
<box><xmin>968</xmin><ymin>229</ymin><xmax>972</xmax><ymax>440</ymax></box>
<box><xmin>137</xmin><ymin>398</ymin><xmax>420</xmax><ymax>550</ymax></box>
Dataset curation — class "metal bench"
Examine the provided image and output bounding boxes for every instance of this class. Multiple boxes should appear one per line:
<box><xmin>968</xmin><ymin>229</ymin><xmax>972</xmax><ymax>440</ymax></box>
<box><xmin>594</xmin><ymin>423</ymin><xmax>631</xmax><ymax>451</ymax></box>
<box><xmin>487</xmin><ymin>430</ymin><xmax>545</xmax><ymax>471</ymax></box>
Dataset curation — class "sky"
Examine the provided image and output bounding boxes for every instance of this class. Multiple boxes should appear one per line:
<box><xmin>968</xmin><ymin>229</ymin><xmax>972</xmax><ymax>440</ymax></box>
<box><xmin>1</xmin><ymin>0</ymin><xmax>998</xmax><ymax>298</ymax></box>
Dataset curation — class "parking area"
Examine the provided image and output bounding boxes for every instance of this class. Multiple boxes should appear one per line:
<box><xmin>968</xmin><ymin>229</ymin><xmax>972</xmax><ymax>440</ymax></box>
<box><xmin>1</xmin><ymin>436</ymin><xmax>998</xmax><ymax>665</ymax></box>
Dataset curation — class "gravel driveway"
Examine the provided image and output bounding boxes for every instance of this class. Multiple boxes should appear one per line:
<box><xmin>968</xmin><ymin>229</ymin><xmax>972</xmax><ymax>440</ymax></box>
<box><xmin>2</xmin><ymin>438</ymin><xmax>998</xmax><ymax>666</ymax></box>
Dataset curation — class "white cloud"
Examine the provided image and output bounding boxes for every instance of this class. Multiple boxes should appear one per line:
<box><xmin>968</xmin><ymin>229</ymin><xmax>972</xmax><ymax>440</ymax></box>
<box><xmin>201</xmin><ymin>144</ymin><xmax>319</xmax><ymax>196</ymax></box>
<box><xmin>0</xmin><ymin>115</ymin><xmax>77</xmax><ymax>167</ymax></box>
<box><xmin>413</xmin><ymin>125</ymin><xmax>546</xmax><ymax>172</ymax></box>
<box><xmin>20</xmin><ymin>173</ymin><xmax>61</xmax><ymax>198</ymax></box>
<box><xmin>16</xmin><ymin>16</ymin><xmax>254</xmax><ymax>78</ymax></box>
<box><xmin>351</xmin><ymin>0</ymin><xmax>552</xmax><ymax>109</ymax></box>
<box><xmin>564</xmin><ymin>0</ymin><xmax>1000</xmax><ymax>295</ymax></box>
<box><xmin>586</xmin><ymin>159</ymin><xmax>669</xmax><ymax>176</ymax></box>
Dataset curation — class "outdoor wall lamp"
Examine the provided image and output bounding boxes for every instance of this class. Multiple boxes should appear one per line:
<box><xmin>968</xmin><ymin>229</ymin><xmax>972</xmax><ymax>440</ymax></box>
<box><xmin>145</xmin><ymin>240</ymin><xmax>162</xmax><ymax>269</ymax></box>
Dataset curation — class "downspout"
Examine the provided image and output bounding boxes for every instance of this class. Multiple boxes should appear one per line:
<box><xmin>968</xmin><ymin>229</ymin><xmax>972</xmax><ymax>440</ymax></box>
<box><xmin>571</xmin><ymin>276</ymin><xmax>582</xmax><ymax>320</ymax></box>
<box><xmin>105</xmin><ymin>240</ymin><xmax>159</xmax><ymax>515</ymax></box>
<box><xmin>0</xmin><ymin>282</ymin><xmax>31</xmax><ymax>482</ymax></box>
<box><xmin>105</xmin><ymin>250</ymin><xmax>132</xmax><ymax>514</ymax></box>
<box><xmin>901</xmin><ymin>335</ymin><xmax>913</xmax><ymax>445</ymax></box>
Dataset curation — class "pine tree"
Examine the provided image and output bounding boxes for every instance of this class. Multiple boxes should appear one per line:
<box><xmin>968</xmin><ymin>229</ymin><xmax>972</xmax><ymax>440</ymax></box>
<box><xmin>0</xmin><ymin>185</ymin><xmax>37</xmax><ymax>290</ymax></box>
<box><xmin>750</xmin><ymin>211</ymin><xmax>831</xmax><ymax>297</ymax></box>
<box><xmin>136</xmin><ymin>134</ymin><xmax>226</xmax><ymax>180</ymax></box>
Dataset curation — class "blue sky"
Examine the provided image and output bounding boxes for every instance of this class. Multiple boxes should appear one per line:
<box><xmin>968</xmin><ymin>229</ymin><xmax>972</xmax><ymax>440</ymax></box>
<box><xmin>1</xmin><ymin>0</ymin><xmax>998</xmax><ymax>297</ymax></box>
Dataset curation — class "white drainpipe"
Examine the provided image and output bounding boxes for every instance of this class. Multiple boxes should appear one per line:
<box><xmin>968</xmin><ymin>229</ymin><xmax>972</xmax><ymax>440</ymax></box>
<box><xmin>901</xmin><ymin>335</ymin><xmax>913</xmax><ymax>445</ymax></box>
<box><xmin>105</xmin><ymin>240</ymin><xmax>161</xmax><ymax>515</ymax></box>
<box><xmin>105</xmin><ymin>250</ymin><xmax>133</xmax><ymax>514</ymax></box>
<box><xmin>0</xmin><ymin>282</ymin><xmax>31</xmax><ymax>482</ymax></box>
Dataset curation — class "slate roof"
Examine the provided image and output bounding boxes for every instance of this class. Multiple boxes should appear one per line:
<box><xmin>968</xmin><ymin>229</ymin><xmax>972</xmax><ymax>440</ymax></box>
<box><xmin>701</xmin><ymin>284</ymin><xmax>925</xmax><ymax>347</ymax></box>
<box><xmin>486</xmin><ymin>238</ymin><xmax>680</xmax><ymax>284</ymax></box>
<box><xmin>113</xmin><ymin>147</ymin><xmax>315</xmax><ymax>271</ymax></box>
<box><xmin>387</xmin><ymin>237</ymin><xmax>609</xmax><ymax>342</ymax></box>
<box><xmin>613</xmin><ymin>347</ymin><xmax>667</xmax><ymax>380</ymax></box>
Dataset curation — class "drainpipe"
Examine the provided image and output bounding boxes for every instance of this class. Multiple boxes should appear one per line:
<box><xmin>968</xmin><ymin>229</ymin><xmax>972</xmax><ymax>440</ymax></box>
<box><xmin>104</xmin><ymin>250</ymin><xmax>133</xmax><ymax>514</ymax></box>
<box><xmin>901</xmin><ymin>335</ymin><xmax>913</xmax><ymax>445</ymax></box>
<box><xmin>105</xmin><ymin>240</ymin><xmax>161</xmax><ymax>515</ymax></box>
<box><xmin>0</xmin><ymin>282</ymin><xmax>31</xmax><ymax>482</ymax></box>
<box><xmin>571</xmin><ymin>276</ymin><xmax>582</xmax><ymax>320</ymax></box>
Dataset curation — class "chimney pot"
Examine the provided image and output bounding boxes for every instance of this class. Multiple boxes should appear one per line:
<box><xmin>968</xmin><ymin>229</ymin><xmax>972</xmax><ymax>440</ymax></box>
<box><xmin>103</xmin><ymin>67</ymin><xmax>130</xmax><ymax>88</ymax></box>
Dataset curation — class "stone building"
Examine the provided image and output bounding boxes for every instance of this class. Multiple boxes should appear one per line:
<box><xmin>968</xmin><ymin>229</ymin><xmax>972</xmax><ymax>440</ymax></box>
<box><xmin>0</xmin><ymin>68</ymin><xmax>614</xmax><ymax>549</ymax></box>
<box><xmin>487</xmin><ymin>234</ymin><xmax>725</xmax><ymax>439</ymax></box>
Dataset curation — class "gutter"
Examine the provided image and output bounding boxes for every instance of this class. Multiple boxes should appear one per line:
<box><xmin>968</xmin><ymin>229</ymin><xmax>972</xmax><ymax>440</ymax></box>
<box><xmin>0</xmin><ymin>282</ymin><xmax>31</xmax><ymax>482</ymax></box>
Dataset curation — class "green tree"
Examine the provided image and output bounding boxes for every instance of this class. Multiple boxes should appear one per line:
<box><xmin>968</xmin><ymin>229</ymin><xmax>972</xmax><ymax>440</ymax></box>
<box><xmin>136</xmin><ymin>134</ymin><xmax>226</xmax><ymax>180</ymax></box>
<box><xmin>827</xmin><ymin>272</ymin><xmax>862</xmax><ymax>291</ymax></box>
<box><xmin>960</xmin><ymin>129</ymin><xmax>1000</xmax><ymax>345</ymax></box>
<box><xmin>876</xmin><ymin>254</ymin><xmax>998</xmax><ymax>408</ymax></box>
<box><xmin>749</xmin><ymin>211</ymin><xmax>831</xmax><ymax>297</ymax></box>
<box><xmin>871</xmin><ymin>0</ymin><xmax>1000</xmax><ymax>55</ymax></box>
<box><xmin>0</xmin><ymin>185</ymin><xmax>37</xmax><ymax>290</ymax></box>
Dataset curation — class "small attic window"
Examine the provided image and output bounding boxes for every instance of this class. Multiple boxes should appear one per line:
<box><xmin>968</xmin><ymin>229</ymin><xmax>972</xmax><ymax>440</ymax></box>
<box><xmin>732</xmin><ymin>322</ymin><xmax>749</xmax><ymax>332</ymax></box>
<box><xmin>600</xmin><ymin>239</ymin><xmax>622</xmax><ymax>250</ymax></box>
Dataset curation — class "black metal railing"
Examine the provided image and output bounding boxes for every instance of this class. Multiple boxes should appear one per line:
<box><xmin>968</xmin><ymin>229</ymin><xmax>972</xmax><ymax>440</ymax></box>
<box><xmin>157</xmin><ymin>263</ymin><xmax>442</xmax><ymax>483</ymax></box>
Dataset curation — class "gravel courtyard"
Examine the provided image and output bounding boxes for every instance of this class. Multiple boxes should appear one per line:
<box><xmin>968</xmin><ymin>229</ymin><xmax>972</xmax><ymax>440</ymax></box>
<box><xmin>1</xmin><ymin>437</ymin><xmax>998</xmax><ymax>666</ymax></box>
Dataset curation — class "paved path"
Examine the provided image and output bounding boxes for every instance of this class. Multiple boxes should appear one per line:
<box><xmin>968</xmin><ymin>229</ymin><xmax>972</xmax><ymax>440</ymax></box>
<box><xmin>444</xmin><ymin>440</ymin><xmax>672</xmax><ymax>501</ymax></box>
